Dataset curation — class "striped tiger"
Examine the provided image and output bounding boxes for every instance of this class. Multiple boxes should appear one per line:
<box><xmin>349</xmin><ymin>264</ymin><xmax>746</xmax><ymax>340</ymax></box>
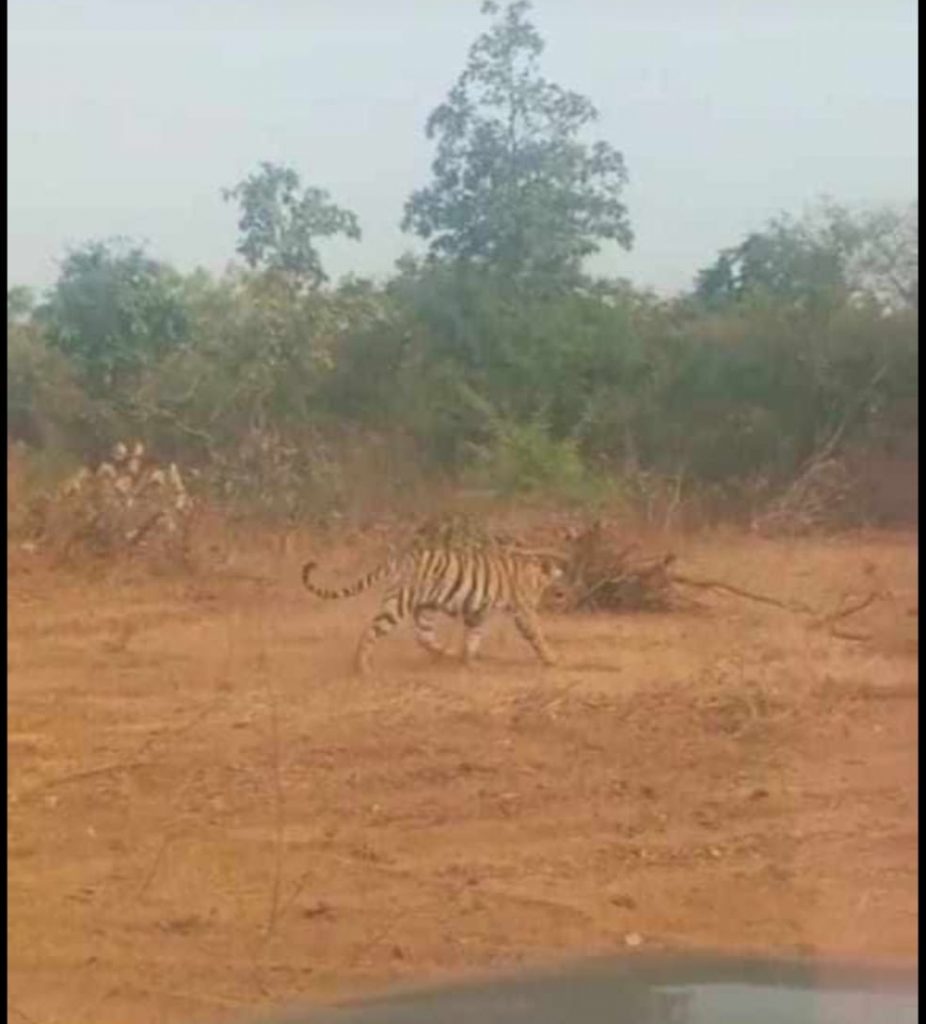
<box><xmin>301</xmin><ymin>529</ymin><xmax>567</xmax><ymax>674</ymax></box>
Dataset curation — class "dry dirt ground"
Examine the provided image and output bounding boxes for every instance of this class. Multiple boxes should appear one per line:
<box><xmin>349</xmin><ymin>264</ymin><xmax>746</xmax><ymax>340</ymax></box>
<box><xmin>7</xmin><ymin>526</ymin><xmax>918</xmax><ymax>1024</ymax></box>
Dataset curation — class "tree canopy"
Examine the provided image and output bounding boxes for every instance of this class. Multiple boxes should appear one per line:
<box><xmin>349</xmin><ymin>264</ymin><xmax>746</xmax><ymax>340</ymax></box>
<box><xmin>695</xmin><ymin>199</ymin><xmax>918</xmax><ymax>314</ymax></box>
<box><xmin>402</xmin><ymin>0</ymin><xmax>632</xmax><ymax>282</ymax></box>
<box><xmin>38</xmin><ymin>240</ymin><xmax>189</xmax><ymax>396</ymax></box>
<box><xmin>223</xmin><ymin>161</ymin><xmax>361</xmax><ymax>289</ymax></box>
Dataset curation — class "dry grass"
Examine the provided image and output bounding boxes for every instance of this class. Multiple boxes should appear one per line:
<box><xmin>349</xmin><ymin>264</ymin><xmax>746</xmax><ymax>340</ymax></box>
<box><xmin>7</xmin><ymin>515</ymin><xmax>918</xmax><ymax>1024</ymax></box>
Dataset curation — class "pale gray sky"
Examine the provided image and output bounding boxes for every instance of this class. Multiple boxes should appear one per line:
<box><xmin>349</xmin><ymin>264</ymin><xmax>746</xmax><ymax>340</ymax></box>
<box><xmin>8</xmin><ymin>0</ymin><xmax>917</xmax><ymax>296</ymax></box>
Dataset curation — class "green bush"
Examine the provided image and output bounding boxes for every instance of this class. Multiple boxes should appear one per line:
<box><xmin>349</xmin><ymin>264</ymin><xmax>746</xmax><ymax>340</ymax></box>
<box><xmin>7</xmin><ymin>200</ymin><xmax>917</xmax><ymax>526</ymax></box>
<box><xmin>466</xmin><ymin>419</ymin><xmax>596</xmax><ymax>499</ymax></box>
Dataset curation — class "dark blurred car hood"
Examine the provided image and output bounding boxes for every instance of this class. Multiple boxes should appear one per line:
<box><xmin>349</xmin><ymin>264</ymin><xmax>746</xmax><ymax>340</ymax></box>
<box><xmin>247</xmin><ymin>952</ymin><xmax>917</xmax><ymax>1024</ymax></box>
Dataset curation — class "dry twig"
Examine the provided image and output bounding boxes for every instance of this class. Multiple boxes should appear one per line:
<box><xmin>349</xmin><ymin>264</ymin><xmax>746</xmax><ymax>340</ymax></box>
<box><xmin>670</xmin><ymin>572</ymin><xmax>814</xmax><ymax>614</ymax></box>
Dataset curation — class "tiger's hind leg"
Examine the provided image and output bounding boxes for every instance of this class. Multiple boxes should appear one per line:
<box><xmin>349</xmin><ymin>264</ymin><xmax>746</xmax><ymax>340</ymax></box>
<box><xmin>413</xmin><ymin>607</ymin><xmax>455</xmax><ymax>660</ymax></box>
<box><xmin>512</xmin><ymin>609</ymin><xmax>557</xmax><ymax>666</ymax></box>
<box><xmin>461</xmin><ymin>608</ymin><xmax>491</xmax><ymax>664</ymax></box>
<box><xmin>354</xmin><ymin>591</ymin><xmax>406</xmax><ymax>675</ymax></box>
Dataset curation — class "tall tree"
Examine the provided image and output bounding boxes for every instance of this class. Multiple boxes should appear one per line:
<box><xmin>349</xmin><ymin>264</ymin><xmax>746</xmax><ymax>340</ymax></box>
<box><xmin>402</xmin><ymin>0</ymin><xmax>632</xmax><ymax>281</ymax></box>
<box><xmin>223</xmin><ymin>162</ymin><xmax>361</xmax><ymax>289</ymax></box>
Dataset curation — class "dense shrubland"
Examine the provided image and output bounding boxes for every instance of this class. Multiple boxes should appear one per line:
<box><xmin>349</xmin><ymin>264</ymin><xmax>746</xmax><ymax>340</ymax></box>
<box><xmin>7</xmin><ymin>2</ymin><xmax>917</xmax><ymax>531</ymax></box>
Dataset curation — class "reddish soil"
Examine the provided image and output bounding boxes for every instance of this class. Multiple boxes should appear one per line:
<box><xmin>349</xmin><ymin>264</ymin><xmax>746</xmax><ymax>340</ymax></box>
<box><xmin>7</xmin><ymin>527</ymin><xmax>918</xmax><ymax>1023</ymax></box>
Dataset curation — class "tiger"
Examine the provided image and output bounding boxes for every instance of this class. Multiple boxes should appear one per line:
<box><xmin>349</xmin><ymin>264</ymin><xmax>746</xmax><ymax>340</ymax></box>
<box><xmin>301</xmin><ymin>524</ymin><xmax>567</xmax><ymax>674</ymax></box>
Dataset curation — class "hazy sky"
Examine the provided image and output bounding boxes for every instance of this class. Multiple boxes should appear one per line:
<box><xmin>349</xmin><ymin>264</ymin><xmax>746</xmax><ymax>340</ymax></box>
<box><xmin>8</xmin><ymin>0</ymin><xmax>917</xmax><ymax>296</ymax></box>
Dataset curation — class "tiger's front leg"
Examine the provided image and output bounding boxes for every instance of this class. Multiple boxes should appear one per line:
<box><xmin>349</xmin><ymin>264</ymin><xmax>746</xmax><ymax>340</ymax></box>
<box><xmin>512</xmin><ymin>609</ymin><xmax>557</xmax><ymax>666</ymax></box>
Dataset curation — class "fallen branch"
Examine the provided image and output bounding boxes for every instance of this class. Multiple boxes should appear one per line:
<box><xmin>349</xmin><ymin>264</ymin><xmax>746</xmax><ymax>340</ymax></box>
<box><xmin>561</xmin><ymin>522</ymin><xmax>680</xmax><ymax>612</ymax></box>
<box><xmin>812</xmin><ymin>590</ymin><xmax>879</xmax><ymax>629</ymax></box>
<box><xmin>670</xmin><ymin>572</ymin><xmax>814</xmax><ymax>614</ymax></box>
<box><xmin>829</xmin><ymin>627</ymin><xmax>872</xmax><ymax>642</ymax></box>
<box><xmin>560</xmin><ymin>520</ymin><xmax>871</xmax><ymax>622</ymax></box>
<box><xmin>575</xmin><ymin>554</ymin><xmax>676</xmax><ymax>610</ymax></box>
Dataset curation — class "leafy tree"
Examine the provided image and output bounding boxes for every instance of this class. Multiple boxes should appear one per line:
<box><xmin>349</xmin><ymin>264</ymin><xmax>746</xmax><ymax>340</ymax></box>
<box><xmin>402</xmin><ymin>0</ymin><xmax>632</xmax><ymax>281</ymax></box>
<box><xmin>695</xmin><ymin>199</ymin><xmax>918</xmax><ymax>313</ymax></box>
<box><xmin>695</xmin><ymin>216</ymin><xmax>844</xmax><ymax>310</ymax></box>
<box><xmin>38</xmin><ymin>240</ymin><xmax>189</xmax><ymax>396</ymax></box>
<box><xmin>223</xmin><ymin>162</ymin><xmax>361</xmax><ymax>289</ymax></box>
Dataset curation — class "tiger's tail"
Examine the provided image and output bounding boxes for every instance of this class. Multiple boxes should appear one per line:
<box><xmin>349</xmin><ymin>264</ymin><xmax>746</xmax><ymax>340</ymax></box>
<box><xmin>301</xmin><ymin>558</ymin><xmax>393</xmax><ymax>600</ymax></box>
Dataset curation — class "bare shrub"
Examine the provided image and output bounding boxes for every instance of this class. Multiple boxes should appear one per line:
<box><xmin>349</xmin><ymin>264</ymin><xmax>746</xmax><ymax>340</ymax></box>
<box><xmin>752</xmin><ymin>457</ymin><xmax>857</xmax><ymax>536</ymax></box>
<box><xmin>549</xmin><ymin>519</ymin><xmax>681</xmax><ymax>612</ymax></box>
<box><xmin>27</xmin><ymin>441</ymin><xmax>195</xmax><ymax>567</ymax></box>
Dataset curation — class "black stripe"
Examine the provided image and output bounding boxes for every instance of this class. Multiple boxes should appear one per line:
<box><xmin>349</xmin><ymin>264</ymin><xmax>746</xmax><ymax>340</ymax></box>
<box><xmin>424</xmin><ymin>548</ymin><xmax>451</xmax><ymax>602</ymax></box>
<box><xmin>442</xmin><ymin>551</ymin><xmax>470</xmax><ymax>608</ymax></box>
